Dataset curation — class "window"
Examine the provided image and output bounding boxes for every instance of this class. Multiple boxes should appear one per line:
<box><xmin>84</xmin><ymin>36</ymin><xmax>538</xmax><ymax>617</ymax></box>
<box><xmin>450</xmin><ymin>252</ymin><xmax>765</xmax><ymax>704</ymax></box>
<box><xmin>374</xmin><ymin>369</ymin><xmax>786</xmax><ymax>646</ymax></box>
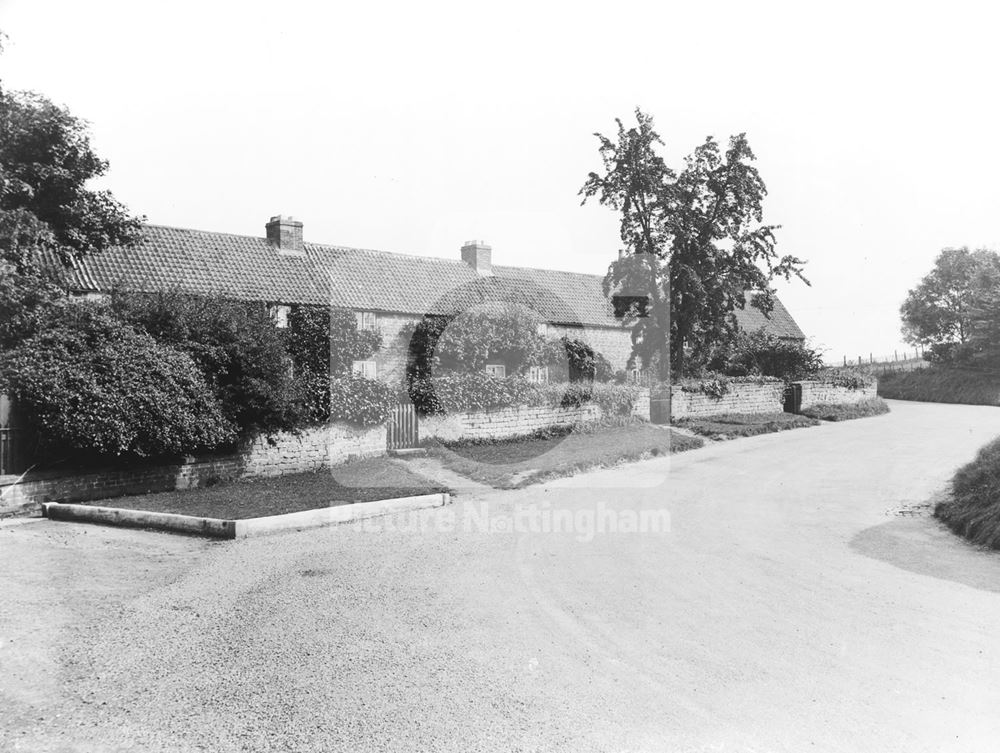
<box><xmin>612</xmin><ymin>295</ymin><xmax>649</xmax><ymax>319</ymax></box>
<box><xmin>485</xmin><ymin>364</ymin><xmax>506</xmax><ymax>379</ymax></box>
<box><xmin>352</xmin><ymin>360</ymin><xmax>377</xmax><ymax>379</ymax></box>
<box><xmin>269</xmin><ymin>304</ymin><xmax>290</xmax><ymax>329</ymax></box>
<box><xmin>536</xmin><ymin>322</ymin><xmax>548</xmax><ymax>337</ymax></box>
<box><xmin>629</xmin><ymin>367</ymin><xmax>643</xmax><ymax>384</ymax></box>
<box><xmin>528</xmin><ymin>365</ymin><xmax>548</xmax><ymax>383</ymax></box>
<box><xmin>355</xmin><ymin>311</ymin><xmax>377</xmax><ymax>331</ymax></box>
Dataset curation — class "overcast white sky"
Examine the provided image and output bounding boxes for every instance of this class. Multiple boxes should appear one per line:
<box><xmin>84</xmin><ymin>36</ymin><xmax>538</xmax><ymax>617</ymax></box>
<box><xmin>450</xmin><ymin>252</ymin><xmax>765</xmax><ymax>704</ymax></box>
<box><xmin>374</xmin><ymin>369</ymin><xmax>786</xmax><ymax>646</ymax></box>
<box><xmin>3</xmin><ymin>0</ymin><xmax>998</xmax><ymax>361</ymax></box>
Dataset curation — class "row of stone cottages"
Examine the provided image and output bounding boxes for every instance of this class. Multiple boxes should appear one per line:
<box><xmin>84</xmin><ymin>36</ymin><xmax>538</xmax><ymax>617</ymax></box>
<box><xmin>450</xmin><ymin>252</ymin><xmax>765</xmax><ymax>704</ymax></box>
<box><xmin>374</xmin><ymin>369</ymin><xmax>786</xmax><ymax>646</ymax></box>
<box><xmin>0</xmin><ymin>215</ymin><xmax>813</xmax><ymax>510</ymax></box>
<box><xmin>66</xmin><ymin>214</ymin><xmax>806</xmax><ymax>383</ymax></box>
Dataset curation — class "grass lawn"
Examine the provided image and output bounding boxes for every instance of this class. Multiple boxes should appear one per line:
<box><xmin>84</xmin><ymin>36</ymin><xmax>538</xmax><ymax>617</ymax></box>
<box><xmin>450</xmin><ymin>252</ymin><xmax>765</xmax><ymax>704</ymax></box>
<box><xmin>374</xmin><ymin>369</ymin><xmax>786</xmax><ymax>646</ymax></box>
<box><xmin>801</xmin><ymin>397</ymin><xmax>890</xmax><ymax>422</ymax></box>
<box><xmin>677</xmin><ymin>411</ymin><xmax>819</xmax><ymax>439</ymax></box>
<box><xmin>86</xmin><ymin>457</ymin><xmax>448</xmax><ymax>520</ymax></box>
<box><xmin>936</xmin><ymin>436</ymin><xmax>1000</xmax><ymax>549</ymax></box>
<box><xmin>429</xmin><ymin>422</ymin><xmax>703</xmax><ymax>489</ymax></box>
<box><xmin>878</xmin><ymin>366</ymin><xmax>1000</xmax><ymax>405</ymax></box>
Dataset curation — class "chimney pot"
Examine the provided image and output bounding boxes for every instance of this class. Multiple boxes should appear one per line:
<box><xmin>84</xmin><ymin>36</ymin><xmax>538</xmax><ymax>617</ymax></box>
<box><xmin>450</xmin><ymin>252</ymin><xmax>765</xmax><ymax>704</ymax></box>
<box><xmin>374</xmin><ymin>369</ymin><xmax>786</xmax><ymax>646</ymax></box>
<box><xmin>266</xmin><ymin>215</ymin><xmax>304</xmax><ymax>255</ymax></box>
<box><xmin>461</xmin><ymin>240</ymin><xmax>492</xmax><ymax>276</ymax></box>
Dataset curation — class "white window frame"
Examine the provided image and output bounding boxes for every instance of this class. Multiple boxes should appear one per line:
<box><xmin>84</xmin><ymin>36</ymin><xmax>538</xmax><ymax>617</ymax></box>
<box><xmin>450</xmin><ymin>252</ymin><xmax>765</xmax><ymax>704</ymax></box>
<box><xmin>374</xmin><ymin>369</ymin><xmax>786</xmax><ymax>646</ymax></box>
<box><xmin>269</xmin><ymin>304</ymin><xmax>290</xmax><ymax>329</ymax></box>
<box><xmin>355</xmin><ymin>311</ymin><xmax>377</xmax><ymax>332</ymax></box>
<box><xmin>352</xmin><ymin>359</ymin><xmax>377</xmax><ymax>379</ymax></box>
<box><xmin>485</xmin><ymin>364</ymin><xmax>506</xmax><ymax>379</ymax></box>
<box><xmin>527</xmin><ymin>365</ymin><xmax>548</xmax><ymax>383</ymax></box>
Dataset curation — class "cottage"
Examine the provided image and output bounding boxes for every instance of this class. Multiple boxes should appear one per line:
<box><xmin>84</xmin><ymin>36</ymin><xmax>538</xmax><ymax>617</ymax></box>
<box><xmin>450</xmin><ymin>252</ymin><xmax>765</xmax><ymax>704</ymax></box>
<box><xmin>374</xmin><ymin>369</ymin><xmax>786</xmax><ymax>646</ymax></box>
<box><xmin>64</xmin><ymin>215</ymin><xmax>805</xmax><ymax>382</ymax></box>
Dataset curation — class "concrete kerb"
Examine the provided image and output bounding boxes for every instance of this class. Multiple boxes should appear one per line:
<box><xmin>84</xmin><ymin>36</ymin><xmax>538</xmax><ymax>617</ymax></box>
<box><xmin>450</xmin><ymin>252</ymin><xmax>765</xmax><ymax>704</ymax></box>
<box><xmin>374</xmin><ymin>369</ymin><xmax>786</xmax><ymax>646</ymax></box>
<box><xmin>42</xmin><ymin>492</ymin><xmax>451</xmax><ymax>539</ymax></box>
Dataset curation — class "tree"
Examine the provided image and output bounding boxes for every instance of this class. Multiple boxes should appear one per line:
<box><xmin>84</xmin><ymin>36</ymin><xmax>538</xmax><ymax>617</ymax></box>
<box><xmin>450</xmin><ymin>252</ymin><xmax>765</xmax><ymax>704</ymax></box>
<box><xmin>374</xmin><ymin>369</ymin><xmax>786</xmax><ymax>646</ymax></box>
<box><xmin>0</xmin><ymin>87</ymin><xmax>143</xmax><ymax>272</ymax></box>
<box><xmin>900</xmin><ymin>247</ymin><xmax>1000</xmax><ymax>348</ymax></box>
<box><xmin>0</xmin><ymin>78</ymin><xmax>144</xmax><ymax>354</ymax></box>
<box><xmin>581</xmin><ymin>109</ymin><xmax>807</xmax><ymax>379</ymax></box>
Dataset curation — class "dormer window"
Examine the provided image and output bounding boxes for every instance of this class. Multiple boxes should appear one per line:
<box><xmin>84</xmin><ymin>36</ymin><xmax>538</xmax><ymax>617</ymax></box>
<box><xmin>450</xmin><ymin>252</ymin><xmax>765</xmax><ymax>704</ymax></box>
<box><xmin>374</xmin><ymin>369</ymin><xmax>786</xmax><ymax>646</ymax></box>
<box><xmin>612</xmin><ymin>295</ymin><xmax>649</xmax><ymax>319</ymax></box>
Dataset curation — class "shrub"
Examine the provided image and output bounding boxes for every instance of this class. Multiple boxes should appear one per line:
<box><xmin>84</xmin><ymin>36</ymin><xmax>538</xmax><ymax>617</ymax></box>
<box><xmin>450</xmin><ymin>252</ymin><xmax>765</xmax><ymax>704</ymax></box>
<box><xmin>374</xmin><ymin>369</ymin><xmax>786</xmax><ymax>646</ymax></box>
<box><xmin>406</xmin><ymin>305</ymin><xmax>547</xmax><ymax>378</ymax></box>
<box><xmin>0</xmin><ymin>304</ymin><xmax>235</xmax><ymax>459</ymax></box>
<box><xmin>819</xmin><ymin>368</ymin><xmax>876</xmax><ymax>391</ymax></box>
<box><xmin>878</xmin><ymin>366</ymin><xmax>1000</xmax><ymax>405</ymax></box>
<box><xmin>409</xmin><ymin>373</ymin><xmax>540</xmax><ymax>415</ymax></box>
<box><xmin>328</xmin><ymin>375</ymin><xmax>396</xmax><ymax>427</ymax></box>
<box><xmin>936</xmin><ymin>436</ymin><xmax>1000</xmax><ymax>549</ymax></box>
<box><xmin>555</xmin><ymin>337</ymin><xmax>615</xmax><ymax>382</ymax></box>
<box><xmin>590</xmin><ymin>383</ymin><xmax>641</xmax><ymax>416</ymax></box>
<box><xmin>709</xmin><ymin>329</ymin><xmax>823</xmax><ymax>380</ymax></box>
<box><xmin>112</xmin><ymin>290</ymin><xmax>306</xmax><ymax>437</ymax></box>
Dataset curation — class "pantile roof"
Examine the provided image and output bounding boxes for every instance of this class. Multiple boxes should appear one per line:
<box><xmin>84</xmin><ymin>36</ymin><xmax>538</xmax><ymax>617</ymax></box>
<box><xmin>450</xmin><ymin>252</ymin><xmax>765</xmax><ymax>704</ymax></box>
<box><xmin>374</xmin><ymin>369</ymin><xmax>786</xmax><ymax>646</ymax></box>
<box><xmin>65</xmin><ymin>224</ymin><xmax>805</xmax><ymax>339</ymax></box>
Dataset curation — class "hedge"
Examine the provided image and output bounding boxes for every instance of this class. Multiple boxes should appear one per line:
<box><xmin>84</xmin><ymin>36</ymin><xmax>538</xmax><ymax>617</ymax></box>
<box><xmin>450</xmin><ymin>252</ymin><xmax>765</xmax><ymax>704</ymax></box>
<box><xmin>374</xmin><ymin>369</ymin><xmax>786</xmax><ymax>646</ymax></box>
<box><xmin>329</xmin><ymin>375</ymin><xmax>397</xmax><ymax>427</ymax></box>
<box><xmin>408</xmin><ymin>374</ymin><xmax>642</xmax><ymax>416</ymax></box>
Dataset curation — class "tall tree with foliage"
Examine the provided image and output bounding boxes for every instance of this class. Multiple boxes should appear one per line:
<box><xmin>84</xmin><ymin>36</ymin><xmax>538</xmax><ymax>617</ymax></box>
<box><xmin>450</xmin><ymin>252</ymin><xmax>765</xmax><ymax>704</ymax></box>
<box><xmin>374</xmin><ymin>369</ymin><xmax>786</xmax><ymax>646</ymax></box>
<box><xmin>900</xmin><ymin>247</ymin><xmax>1000</xmax><ymax>349</ymax></box>
<box><xmin>581</xmin><ymin>109</ymin><xmax>807</xmax><ymax>378</ymax></box>
<box><xmin>0</xmin><ymin>87</ymin><xmax>143</xmax><ymax>272</ymax></box>
<box><xmin>0</xmin><ymin>74</ymin><xmax>144</xmax><ymax>351</ymax></box>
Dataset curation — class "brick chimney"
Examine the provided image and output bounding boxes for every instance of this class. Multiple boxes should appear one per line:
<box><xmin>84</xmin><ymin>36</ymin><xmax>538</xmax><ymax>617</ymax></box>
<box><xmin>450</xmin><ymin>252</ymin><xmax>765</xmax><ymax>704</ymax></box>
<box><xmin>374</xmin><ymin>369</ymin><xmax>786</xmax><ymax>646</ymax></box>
<box><xmin>266</xmin><ymin>215</ymin><xmax>304</xmax><ymax>255</ymax></box>
<box><xmin>461</xmin><ymin>240</ymin><xmax>492</xmax><ymax>276</ymax></box>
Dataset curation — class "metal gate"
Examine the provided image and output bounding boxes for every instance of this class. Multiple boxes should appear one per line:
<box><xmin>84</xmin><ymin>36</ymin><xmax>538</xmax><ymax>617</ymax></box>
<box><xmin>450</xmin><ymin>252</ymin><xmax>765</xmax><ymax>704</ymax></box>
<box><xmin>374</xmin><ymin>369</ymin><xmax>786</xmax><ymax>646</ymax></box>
<box><xmin>387</xmin><ymin>403</ymin><xmax>419</xmax><ymax>450</ymax></box>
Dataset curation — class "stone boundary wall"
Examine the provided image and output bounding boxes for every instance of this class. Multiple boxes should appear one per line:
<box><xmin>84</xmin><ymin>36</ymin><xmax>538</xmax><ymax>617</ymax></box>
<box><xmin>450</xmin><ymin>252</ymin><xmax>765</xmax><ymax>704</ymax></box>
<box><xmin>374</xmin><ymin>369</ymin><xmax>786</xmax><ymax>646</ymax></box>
<box><xmin>0</xmin><ymin>422</ymin><xmax>385</xmax><ymax>515</ymax></box>
<box><xmin>422</xmin><ymin>389</ymin><xmax>651</xmax><ymax>443</ymax></box>
<box><xmin>669</xmin><ymin>382</ymin><xmax>785</xmax><ymax>419</ymax></box>
<box><xmin>798</xmin><ymin>381</ymin><xmax>878</xmax><ymax>409</ymax></box>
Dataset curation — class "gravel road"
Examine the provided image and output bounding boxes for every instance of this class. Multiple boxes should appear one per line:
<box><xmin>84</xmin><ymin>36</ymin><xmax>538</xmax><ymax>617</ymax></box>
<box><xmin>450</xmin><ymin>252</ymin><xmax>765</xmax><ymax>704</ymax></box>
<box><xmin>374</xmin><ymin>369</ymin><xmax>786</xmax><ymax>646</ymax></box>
<box><xmin>3</xmin><ymin>399</ymin><xmax>1000</xmax><ymax>752</ymax></box>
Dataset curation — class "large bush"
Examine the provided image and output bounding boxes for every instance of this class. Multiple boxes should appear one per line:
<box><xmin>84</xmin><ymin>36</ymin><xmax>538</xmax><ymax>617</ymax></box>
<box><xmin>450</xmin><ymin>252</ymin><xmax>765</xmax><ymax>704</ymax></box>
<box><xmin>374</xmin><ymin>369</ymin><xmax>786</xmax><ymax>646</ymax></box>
<box><xmin>709</xmin><ymin>329</ymin><xmax>822</xmax><ymax>380</ymax></box>
<box><xmin>406</xmin><ymin>305</ymin><xmax>547</xmax><ymax>378</ymax></box>
<box><xmin>328</xmin><ymin>375</ymin><xmax>397</xmax><ymax>427</ymax></box>
<box><xmin>546</xmin><ymin>337</ymin><xmax>614</xmax><ymax>383</ymax></box>
<box><xmin>112</xmin><ymin>290</ymin><xmax>307</xmax><ymax>437</ymax></box>
<box><xmin>0</xmin><ymin>304</ymin><xmax>234</xmax><ymax>459</ymax></box>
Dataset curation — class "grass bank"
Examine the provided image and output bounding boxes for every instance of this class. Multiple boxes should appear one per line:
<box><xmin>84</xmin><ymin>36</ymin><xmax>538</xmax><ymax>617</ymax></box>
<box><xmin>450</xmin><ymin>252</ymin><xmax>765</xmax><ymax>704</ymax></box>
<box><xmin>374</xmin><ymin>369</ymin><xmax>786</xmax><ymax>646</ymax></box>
<box><xmin>878</xmin><ymin>366</ymin><xmax>1000</xmax><ymax>405</ymax></box>
<box><xmin>677</xmin><ymin>412</ymin><xmax>819</xmax><ymax>440</ymax></box>
<box><xmin>936</xmin><ymin>436</ymin><xmax>1000</xmax><ymax>549</ymax></box>
<box><xmin>800</xmin><ymin>397</ymin><xmax>890</xmax><ymax>422</ymax></box>
<box><xmin>85</xmin><ymin>457</ymin><xmax>447</xmax><ymax>519</ymax></box>
<box><xmin>430</xmin><ymin>421</ymin><xmax>703</xmax><ymax>489</ymax></box>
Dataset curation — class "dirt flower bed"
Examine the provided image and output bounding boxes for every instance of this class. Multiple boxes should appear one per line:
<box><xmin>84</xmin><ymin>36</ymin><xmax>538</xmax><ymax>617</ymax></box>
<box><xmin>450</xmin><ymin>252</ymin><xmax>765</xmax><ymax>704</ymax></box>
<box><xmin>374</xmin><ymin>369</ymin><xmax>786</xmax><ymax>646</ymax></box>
<box><xmin>428</xmin><ymin>421</ymin><xmax>703</xmax><ymax>489</ymax></box>
<box><xmin>84</xmin><ymin>457</ymin><xmax>447</xmax><ymax>520</ymax></box>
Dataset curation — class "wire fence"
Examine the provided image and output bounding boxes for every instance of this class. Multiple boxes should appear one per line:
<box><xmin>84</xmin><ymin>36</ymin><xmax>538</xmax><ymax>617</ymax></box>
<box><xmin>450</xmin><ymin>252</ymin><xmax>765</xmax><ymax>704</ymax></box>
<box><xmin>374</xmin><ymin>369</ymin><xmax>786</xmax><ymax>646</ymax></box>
<box><xmin>828</xmin><ymin>349</ymin><xmax>930</xmax><ymax>376</ymax></box>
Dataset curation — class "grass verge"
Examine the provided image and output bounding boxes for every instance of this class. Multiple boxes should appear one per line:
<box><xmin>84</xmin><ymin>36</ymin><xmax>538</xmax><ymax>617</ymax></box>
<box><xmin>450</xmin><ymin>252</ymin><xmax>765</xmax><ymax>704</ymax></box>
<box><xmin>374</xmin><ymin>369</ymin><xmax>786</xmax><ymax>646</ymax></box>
<box><xmin>935</xmin><ymin>436</ymin><xmax>1000</xmax><ymax>549</ymax></box>
<box><xmin>878</xmin><ymin>366</ymin><xmax>1000</xmax><ymax>405</ymax></box>
<box><xmin>429</xmin><ymin>421</ymin><xmax>703</xmax><ymax>489</ymax></box>
<box><xmin>677</xmin><ymin>412</ymin><xmax>819</xmax><ymax>439</ymax></box>
<box><xmin>85</xmin><ymin>457</ymin><xmax>447</xmax><ymax>519</ymax></box>
<box><xmin>800</xmin><ymin>397</ymin><xmax>890</xmax><ymax>422</ymax></box>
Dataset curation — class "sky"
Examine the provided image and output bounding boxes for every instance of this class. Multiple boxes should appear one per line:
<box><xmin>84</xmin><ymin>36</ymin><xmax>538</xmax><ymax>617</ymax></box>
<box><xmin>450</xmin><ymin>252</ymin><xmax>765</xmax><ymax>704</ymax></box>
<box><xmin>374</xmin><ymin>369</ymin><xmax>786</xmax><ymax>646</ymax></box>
<box><xmin>3</xmin><ymin>0</ymin><xmax>999</xmax><ymax>362</ymax></box>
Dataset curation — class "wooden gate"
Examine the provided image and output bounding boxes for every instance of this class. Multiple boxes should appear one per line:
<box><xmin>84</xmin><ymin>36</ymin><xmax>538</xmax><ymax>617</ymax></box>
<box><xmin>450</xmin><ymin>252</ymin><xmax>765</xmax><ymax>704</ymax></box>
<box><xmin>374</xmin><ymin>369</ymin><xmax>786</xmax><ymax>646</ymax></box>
<box><xmin>387</xmin><ymin>403</ymin><xmax>419</xmax><ymax>450</ymax></box>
